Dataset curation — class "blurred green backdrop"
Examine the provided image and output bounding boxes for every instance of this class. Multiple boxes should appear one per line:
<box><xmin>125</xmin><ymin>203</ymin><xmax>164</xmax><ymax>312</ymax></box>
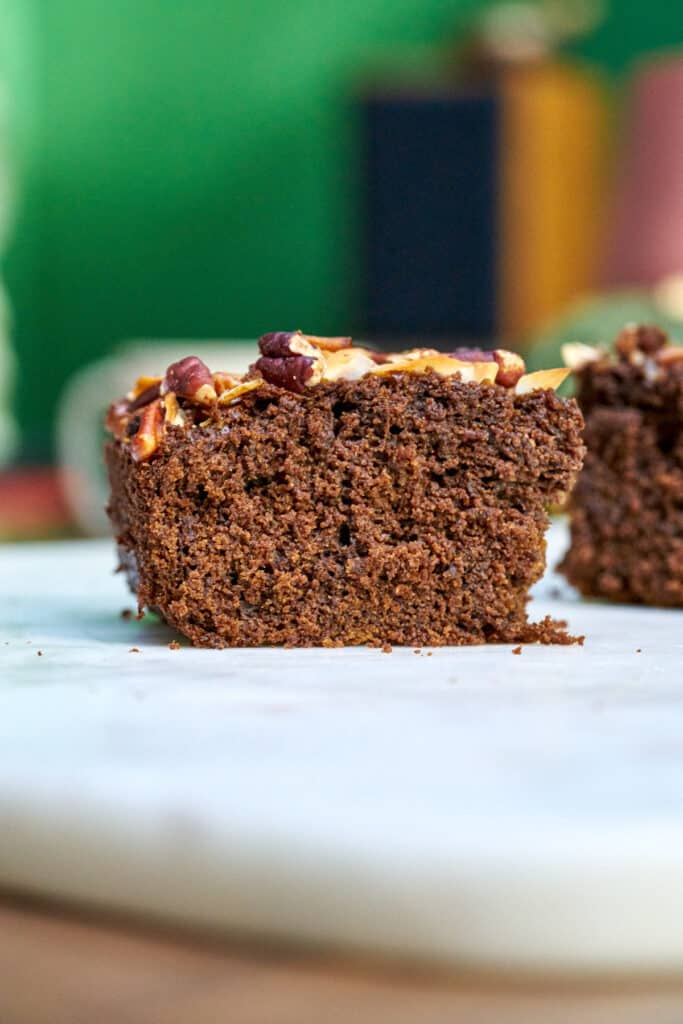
<box><xmin>3</xmin><ymin>0</ymin><xmax>683</xmax><ymax>459</ymax></box>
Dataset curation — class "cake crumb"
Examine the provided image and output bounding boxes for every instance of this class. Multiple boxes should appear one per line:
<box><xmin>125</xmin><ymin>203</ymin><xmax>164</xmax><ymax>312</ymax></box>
<box><xmin>413</xmin><ymin>648</ymin><xmax>421</xmax><ymax>654</ymax></box>
<box><xmin>427</xmin><ymin>651</ymin><xmax>433</xmax><ymax>657</ymax></box>
<box><xmin>381</xmin><ymin>643</ymin><xmax>392</xmax><ymax>654</ymax></box>
<box><xmin>168</xmin><ymin>641</ymin><xmax>180</xmax><ymax>650</ymax></box>
<box><xmin>120</xmin><ymin>608</ymin><xmax>133</xmax><ymax>620</ymax></box>
<box><xmin>37</xmin><ymin>650</ymin><xmax>43</xmax><ymax>657</ymax></box>
<box><xmin>129</xmin><ymin>647</ymin><xmax>140</xmax><ymax>653</ymax></box>
<box><xmin>636</xmin><ymin>648</ymin><xmax>642</xmax><ymax>653</ymax></box>
<box><xmin>512</xmin><ymin>645</ymin><xmax>522</xmax><ymax>655</ymax></box>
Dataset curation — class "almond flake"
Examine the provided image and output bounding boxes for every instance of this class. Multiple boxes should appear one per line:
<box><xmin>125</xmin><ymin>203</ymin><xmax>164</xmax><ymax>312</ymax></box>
<box><xmin>302</xmin><ymin>334</ymin><xmax>353</xmax><ymax>352</ymax></box>
<box><xmin>323</xmin><ymin>347</ymin><xmax>377</xmax><ymax>381</ymax></box>
<box><xmin>515</xmin><ymin>368</ymin><xmax>570</xmax><ymax>395</ymax></box>
<box><xmin>217</xmin><ymin>378</ymin><xmax>264</xmax><ymax>406</ymax></box>
<box><xmin>371</xmin><ymin>353</ymin><xmax>498</xmax><ymax>383</ymax></box>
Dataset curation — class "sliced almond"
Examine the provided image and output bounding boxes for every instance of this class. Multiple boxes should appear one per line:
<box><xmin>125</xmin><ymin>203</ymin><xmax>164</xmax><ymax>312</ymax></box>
<box><xmin>162</xmin><ymin>392</ymin><xmax>186</xmax><ymax>427</ymax></box>
<box><xmin>323</xmin><ymin>347</ymin><xmax>377</xmax><ymax>381</ymax></box>
<box><xmin>217</xmin><ymin>378</ymin><xmax>264</xmax><ymax>406</ymax></box>
<box><xmin>515</xmin><ymin>368</ymin><xmax>570</xmax><ymax>395</ymax></box>
<box><xmin>371</xmin><ymin>353</ymin><xmax>498</xmax><ymax>383</ymax></box>
<box><xmin>302</xmin><ymin>334</ymin><xmax>353</xmax><ymax>352</ymax></box>
<box><xmin>561</xmin><ymin>342</ymin><xmax>603</xmax><ymax>371</ymax></box>
<box><xmin>213</xmin><ymin>371</ymin><xmax>244</xmax><ymax>395</ymax></box>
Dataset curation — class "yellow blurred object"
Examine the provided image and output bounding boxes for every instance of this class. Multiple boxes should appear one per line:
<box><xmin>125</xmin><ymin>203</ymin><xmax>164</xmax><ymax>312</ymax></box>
<box><xmin>499</xmin><ymin>61</ymin><xmax>610</xmax><ymax>340</ymax></box>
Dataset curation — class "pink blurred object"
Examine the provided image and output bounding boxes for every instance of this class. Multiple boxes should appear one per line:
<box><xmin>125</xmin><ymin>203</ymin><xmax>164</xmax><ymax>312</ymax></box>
<box><xmin>604</xmin><ymin>56</ymin><xmax>683</xmax><ymax>287</ymax></box>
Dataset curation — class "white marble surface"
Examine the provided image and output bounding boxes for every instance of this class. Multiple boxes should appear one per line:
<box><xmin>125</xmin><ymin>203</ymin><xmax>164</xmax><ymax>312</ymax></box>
<box><xmin>2</xmin><ymin>521</ymin><xmax>683</xmax><ymax>972</ymax></box>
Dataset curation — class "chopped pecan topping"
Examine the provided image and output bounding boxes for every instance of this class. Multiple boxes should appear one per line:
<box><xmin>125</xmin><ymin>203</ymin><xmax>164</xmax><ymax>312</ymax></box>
<box><xmin>105</xmin><ymin>399</ymin><xmax>132</xmax><ymax>441</ymax></box>
<box><xmin>450</xmin><ymin>347</ymin><xmax>496</xmax><ymax>363</ymax></box>
<box><xmin>130</xmin><ymin>398</ymin><xmax>165</xmax><ymax>462</ymax></box>
<box><xmin>162</xmin><ymin>356</ymin><xmax>217</xmax><ymax>405</ymax></box>
<box><xmin>615</xmin><ymin>324</ymin><xmax>668</xmax><ymax>361</ymax></box>
<box><xmin>126</xmin><ymin>393</ymin><xmax>186</xmax><ymax>462</ymax></box>
<box><xmin>128</xmin><ymin>380</ymin><xmax>162</xmax><ymax>412</ymax></box>
<box><xmin>492</xmin><ymin>349</ymin><xmax>526</xmax><ymax>388</ymax></box>
<box><xmin>254</xmin><ymin>331</ymin><xmax>326</xmax><ymax>393</ymax></box>
<box><xmin>106</xmin><ymin>331</ymin><xmax>573</xmax><ymax>451</ymax></box>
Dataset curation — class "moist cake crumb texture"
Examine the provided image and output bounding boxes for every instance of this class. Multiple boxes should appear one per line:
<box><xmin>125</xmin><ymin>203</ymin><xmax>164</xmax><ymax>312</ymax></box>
<box><xmin>105</xmin><ymin>332</ymin><xmax>584</xmax><ymax>648</ymax></box>
<box><xmin>561</xmin><ymin>323</ymin><xmax>683</xmax><ymax>606</ymax></box>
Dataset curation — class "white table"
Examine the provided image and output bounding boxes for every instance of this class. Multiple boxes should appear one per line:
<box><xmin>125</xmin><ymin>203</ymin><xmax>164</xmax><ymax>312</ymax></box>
<box><xmin>2</xmin><ymin>522</ymin><xmax>683</xmax><ymax>972</ymax></box>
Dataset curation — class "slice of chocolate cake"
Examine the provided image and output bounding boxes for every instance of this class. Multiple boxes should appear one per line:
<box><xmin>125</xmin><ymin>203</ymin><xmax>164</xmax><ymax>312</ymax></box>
<box><xmin>105</xmin><ymin>332</ymin><xmax>584</xmax><ymax>647</ymax></box>
<box><xmin>560</xmin><ymin>324</ymin><xmax>683</xmax><ymax>605</ymax></box>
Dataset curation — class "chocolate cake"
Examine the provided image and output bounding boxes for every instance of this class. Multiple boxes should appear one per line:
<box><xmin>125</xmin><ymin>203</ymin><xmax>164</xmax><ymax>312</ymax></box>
<box><xmin>105</xmin><ymin>332</ymin><xmax>584</xmax><ymax>647</ymax></box>
<box><xmin>560</xmin><ymin>324</ymin><xmax>683</xmax><ymax>606</ymax></box>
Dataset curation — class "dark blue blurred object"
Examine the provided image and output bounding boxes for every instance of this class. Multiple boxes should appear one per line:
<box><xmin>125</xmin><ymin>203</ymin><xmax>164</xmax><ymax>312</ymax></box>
<box><xmin>364</xmin><ymin>92</ymin><xmax>498</xmax><ymax>340</ymax></box>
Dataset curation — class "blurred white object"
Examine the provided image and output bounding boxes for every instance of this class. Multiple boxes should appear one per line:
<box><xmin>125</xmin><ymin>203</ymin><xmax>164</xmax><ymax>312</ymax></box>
<box><xmin>56</xmin><ymin>340</ymin><xmax>258</xmax><ymax>535</ymax></box>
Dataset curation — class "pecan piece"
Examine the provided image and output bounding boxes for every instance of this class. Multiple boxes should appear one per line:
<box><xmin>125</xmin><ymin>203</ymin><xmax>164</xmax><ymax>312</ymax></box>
<box><xmin>450</xmin><ymin>347</ymin><xmax>496</xmax><ymax>363</ymax></box>
<box><xmin>105</xmin><ymin>399</ymin><xmax>132</xmax><ymax>441</ymax></box>
<box><xmin>254</xmin><ymin>331</ymin><xmax>326</xmax><ymax>393</ymax></box>
<box><xmin>128</xmin><ymin>380</ymin><xmax>162</xmax><ymax>412</ymax></box>
<box><xmin>492</xmin><ymin>349</ymin><xmax>526</xmax><ymax>388</ymax></box>
<box><xmin>162</xmin><ymin>356</ymin><xmax>217</xmax><ymax>405</ymax></box>
<box><xmin>615</xmin><ymin>324</ymin><xmax>668</xmax><ymax>361</ymax></box>
<box><xmin>130</xmin><ymin>398</ymin><xmax>165</xmax><ymax>462</ymax></box>
<box><xmin>450</xmin><ymin>346</ymin><xmax>525</xmax><ymax>387</ymax></box>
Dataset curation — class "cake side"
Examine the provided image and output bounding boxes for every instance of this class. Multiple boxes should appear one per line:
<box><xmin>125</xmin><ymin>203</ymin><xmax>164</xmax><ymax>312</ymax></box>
<box><xmin>560</xmin><ymin>325</ymin><xmax>683</xmax><ymax>605</ymax></box>
<box><xmin>105</xmin><ymin>336</ymin><xmax>583</xmax><ymax>648</ymax></box>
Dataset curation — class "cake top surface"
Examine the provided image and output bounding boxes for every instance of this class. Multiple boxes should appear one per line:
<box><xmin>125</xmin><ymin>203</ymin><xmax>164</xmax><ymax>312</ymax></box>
<box><xmin>106</xmin><ymin>330</ymin><xmax>570</xmax><ymax>462</ymax></box>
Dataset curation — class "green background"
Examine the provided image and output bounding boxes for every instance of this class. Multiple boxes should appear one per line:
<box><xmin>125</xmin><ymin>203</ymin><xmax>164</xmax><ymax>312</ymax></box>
<box><xmin>3</xmin><ymin>0</ymin><xmax>683</xmax><ymax>458</ymax></box>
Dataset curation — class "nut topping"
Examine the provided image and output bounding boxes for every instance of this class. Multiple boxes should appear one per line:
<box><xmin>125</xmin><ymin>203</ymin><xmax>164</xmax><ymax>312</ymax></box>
<box><xmin>615</xmin><ymin>324</ymin><xmax>668</xmax><ymax>362</ymax></box>
<box><xmin>656</xmin><ymin>347</ymin><xmax>683</xmax><ymax>366</ymax></box>
<box><xmin>561</xmin><ymin>342</ymin><xmax>604</xmax><ymax>371</ymax></box>
<box><xmin>213</xmin><ymin>371</ymin><xmax>243</xmax><ymax>395</ymax></box>
<box><xmin>130</xmin><ymin>398</ymin><xmax>165</xmax><ymax>462</ymax></box>
<box><xmin>451</xmin><ymin>347</ymin><xmax>525</xmax><ymax>387</ymax></box>
<box><xmin>515</xmin><ymin>368</ymin><xmax>570</xmax><ymax>395</ymax></box>
<box><xmin>492</xmin><ymin>349</ymin><xmax>525</xmax><ymax>388</ymax></box>
<box><xmin>107</xmin><ymin>331</ymin><xmax>575</xmax><ymax>460</ymax></box>
<box><xmin>217</xmin><ymin>378</ymin><xmax>264</xmax><ymax>405</ymax></box>
<box><xmin>450</xmin><ymin>347</ymin><xmax>496</xmax><ymax>363</ymax></box>
<box><xmin>104</xmin><ymin>399</ymin><xmax>132</xmax><ymax>441</ymax></box>
<box><xmin>162</xmin><ymin>356</ymin><xmax>217</xmax><ymax>405</ymax></box>
<box><xmin>128</xmin><ymin>380</ymin><xmax>162</xmax><ymax>412</ymax></box>
<box><xmin>301</xmin><ymin>334</ymin><xmax>352</xmax><ymax>352</ymax></box>
<box><xmin>371</xmin><ymin>352</ymin><xmax>499</xmax><ymax>384</ymax></box>
<box><xmin>254</xmin><ymin>331</ymin><xmax>326</xmax><ymax>393</ymax></box>
<box><xmin>322</xmin><ymin>347</ymin><xmax>377</xmax><ymax>381</ymax></box>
